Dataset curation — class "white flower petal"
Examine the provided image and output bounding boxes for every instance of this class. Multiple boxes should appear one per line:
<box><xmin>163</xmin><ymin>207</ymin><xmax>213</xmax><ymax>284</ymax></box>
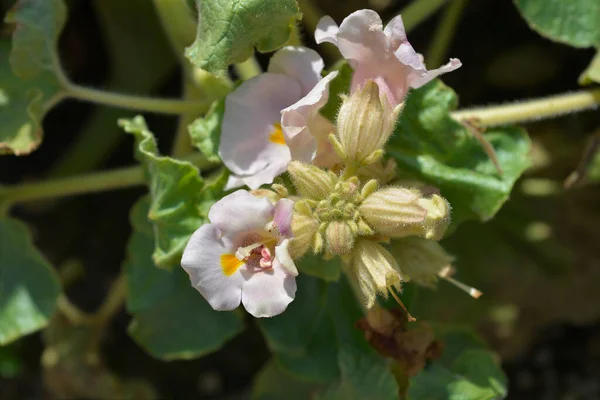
<box><xmin>208</xmin><ymin>190</ymin><xmax>274</xmax><ymax>234</ymax></box>
<box><xmin>219</xmin><ymin>73</ymin><xmax>299</xmax><ymax>179</ymax></box>
<box><xmin>224</xmin><ymin>174</ymin><xmax>246</xmax><ymax>191</ymax></box>
<box><xmin>275</xmin><ymin>239</ymin><xmax>298</xmax><ymax>276</ymax></box>
<box><xmin>241</xmin><ymin>261</ymin><xmax>297</xmax><ymax>317</ymax></box>
<box><xmin>336</xmin><ymin>9</ymin><xmax>388</xmax><ymax>63</ymax></box>
<box><xmin>393</xmin><ymin>42</ymin><xmax>426</xmax><ymax>71</ymax></box>
<box><xmin>181</xmin><ymin>224</ymin><xmax>245</xmax><ymax>311</ymax></box>
<box><xmin>315</xmin><ymin>15</ymin><xmax>339</xmax><ymax>45</ymax></box>
<box><xmin>281</xmin><ymin>71</ymin><xmax>338</xmax><ymax>163</ymax></box>
<box><xmin>408</xmin><ymin>58</ymin><xmax>462</xmax><ymax>89</ymax></box>
<box><xmin>383</xmin><ymin>15</ymin><xmax>407</xmax><ymax>43</ymax></box>
<box><xmin>268</xmin><ymin>46</ymin><xmax>324</xmax><ymax>94</ymax></box>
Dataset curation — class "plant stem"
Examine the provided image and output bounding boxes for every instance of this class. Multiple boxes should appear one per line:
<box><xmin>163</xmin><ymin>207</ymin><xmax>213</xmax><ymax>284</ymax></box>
<box><xmin>451</xmin><ymin>88</ymin><xmax>600</xmax><ymax>127</ymax></box>
<box><xmin>401</xmin><ymin>0</ymin><xmax>449</xmax><ymax>33</ymax></box>
<box><xmin>0</xmin><ymin>153</ymin><xmax>214</xmax><ymax>210</ymax></box>
<box><xmin>426</xmin><ymin>0</ymin><xmax>469</xmax><ymax>67</ymax></box>
<box><xmin>57</xmin><ymin>295</ymin><xmax>94</xmax><ymax>325</ymax></box>
<box><xmin>234</xmin><ymin>56</ymin><xmax>262</xmax><ymax>80</ymax></box>
<box><xmin>93</xmin><ymin>272</ymin><xmax>127</xmax><ymax>324</ymax></box>
<box><xmin>65</xmin><ymin>83</ymin><xmax>211</xmax><ymax>115</ymax></box>
<box><xmin>152</xmin><ymin>0</ymin><xmax>197</xmax><ymax>61</ymax></box>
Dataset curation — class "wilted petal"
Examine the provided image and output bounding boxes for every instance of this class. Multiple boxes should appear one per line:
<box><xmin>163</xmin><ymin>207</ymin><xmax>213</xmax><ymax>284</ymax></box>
<box><xmin>219</xmin><ymin>73</ymin><xmax>299</xmax><ymax>187</ymax></box>
<box><xmin>241</xmin><ymin>260</ymin><xmax>297</xmax><ymax>317</ymax></box>
<box><xmin>269</xmin><ymin>46</ymin><xmax>324</xmax><ymax>94</ymax></box>
<box><xmin>316</xmin><ymin>9</ymin><xmax>461</xmax><ymax>107</ymax></box>
<box><xmin>281</xmin><ymin>71</ymin><xmax>338</xmax><ymax>163</ymax></box>
<box><xmin>181</xmin><ymin>224</ymin><xmax>245</xmax><ymax>311</ymax></box>
<box><xmin>208</xmin><ymin>190</ymin><xmax>274</xmax><ymax>234</ymax></box>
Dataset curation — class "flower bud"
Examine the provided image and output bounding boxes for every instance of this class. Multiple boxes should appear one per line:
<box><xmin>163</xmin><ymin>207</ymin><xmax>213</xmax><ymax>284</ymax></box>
<box><xmin>389</xmin><ymin>237</ymin><xmax>454</xmax><ymax>288</ymax></box>
<box><xmin>359</xmin><ymin>187</ymin><xmax>427</xmax><ymax>237</ymax></box>
<box><xmin>325</xmin><ymin>221</ymin><xmax>355</xmax><ymax>255</ymax></box>
<box><xmin>250</xmin><ymin>188</ymin><xmax>281</xmax><ymax>203</ymax></box>
<box><xmin>336</xmin><ymin>80</ymin><xmax>400</xmax><ymax>163</ymax></box>
<box><xmin>352</xmin><ymin>239</ymin><xmax>402</xmax><ymax>309</ymax></box>
<box><xmin>289</xmin><ymin>212</ymin><xmax>319</xmax><ymax>259</ymax></box>
<box><xmin>357</xmin><ymin>158</ymin><xmax>398</xmax><ymax>185</ymax></box>
<box><xmin>416</xmin><ymin>194</ymin><xmax>451</xmax><ymax>240</ymax></box>
<box><xmin>288</xmin><ymin>161</ymin><xmax>336</xmax><ymax>200</ymax></box>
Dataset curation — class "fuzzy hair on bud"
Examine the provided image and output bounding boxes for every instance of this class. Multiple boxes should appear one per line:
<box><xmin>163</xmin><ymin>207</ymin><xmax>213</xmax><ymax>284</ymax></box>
<box><xmin>325</xmin><ymin>220</ymin><xmax>355</xmax><ymax>255</ymax></box>
<box><xmin>289</xmin><ymin>213</ymin><xmax>319</xmax><ymax>259</ymax></box>
<box><xmin>288</xmin><ymin>161</ymin><xmax>337</xmax><ymax>200</ymax></box>
<box><xmin>359</xmin><ymin>187</ymin><xmax>428</xmax><ymax>237</ymax></box>
<box><xmin>416</xmin><ymin>194</ymin><xmax>451</xmax><ymax>240</ymax></box>
<box><xmin>389</xmin><ymin>237</ymin><xmax>454</xmax><ymax>288</ymax></box>
<box><xmin>352</xmin><ymin>239</ymin><xmax>402</xmax><ymax>309</ymax></box>
<box><xmin>336</xmin><ymin>80</ymin><xmax>400</xmax><ymax>164</ymax></box>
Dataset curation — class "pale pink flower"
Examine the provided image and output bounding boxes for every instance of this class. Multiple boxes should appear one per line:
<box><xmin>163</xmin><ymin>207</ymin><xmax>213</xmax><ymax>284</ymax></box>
<box><xmin>219</xmin><ymin>47</ymin><xmax>338</xmax><ymax>190</ymax></box>
<box><xmin>181</xmin><ymin>190</ymin><xmax>297</xmax><ymax>318</ymax></box>
<box><xmin>315</xmin><ymin>9</ymin><xmax>461</xmax><ymax>106</ymax></box>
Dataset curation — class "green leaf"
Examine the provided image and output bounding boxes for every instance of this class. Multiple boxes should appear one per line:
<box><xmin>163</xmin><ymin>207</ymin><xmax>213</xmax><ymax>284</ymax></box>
<box><xmin>408</xmin><ymin>326</ymin><xmax>507</xmax><ymax>400</ymax></box>
<box><xmin>253</xmin><ymin>361</ymin><xmax>323</xmax><ymax>400</ymax></box>
<box><xmin>0</xmin><ymin>218</ymin><xmax>61</xmax><ymax>345</ymax></box>
<box><xmin>6</xmin><ymin>0</ymin><xmax>66</xmax><ymax>80</ymax></box>
<box><xmin>579</xmin><ymin>50</ymin><xmax>600</xmax><ymax>85</ymax></box>
<box><xmin>125</xmin><ymin>197</ymin><xmax>244</xmax><ymax>360</ymax></box>
<box><xmin>120</xmin><ymin>116</ymin><xmax>216</xmax><ymax>268</ymax></box>
<box><xmin>387</xmin><ymin>80</ymin><xmax>531</xmax><ymax>226</ymax></box>
<box><xmin>514</xmin><ymin>0</ymin><xmax>600</xmax><ymax>48</ymax></box>
<box><xmin>189</xmin><ymin>99</ymin><xmax>224</xmax><ymax>163</ymax></box>
<box><xmin>296</xmin><ymin>253</ymin><xmax>342</xmax><ymax>282</ymax></box>
<box><xmin>317</xmin><ymin>350</ymin><xmax>398</xmax><ymax>400</ymax></box>
<box><xmin>1</xmin><ymin>0</ymin><xmax>66</xmax><ymax>155</ymax></box>
<box><xmin>259</xmin><ymin>276</ymin><xmax>398</xmax><ymax>398</ymax></box>
<box><xmin>0</xmin><ymin>341</ymin><xmax>24</xmax><ymax>378</ymax></box>
<box><xmin>185</xmin><ymin>0</ymin><xmax>300</xmax><ymax>74</ymax></box>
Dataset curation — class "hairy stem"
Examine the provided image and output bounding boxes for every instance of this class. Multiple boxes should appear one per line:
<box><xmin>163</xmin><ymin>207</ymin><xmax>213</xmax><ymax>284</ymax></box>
<box><xmin>65</xmin><ymin>83</ymin><xmax>211</xmax><ymax>115</ymax></box>
<box><xmin>0</xmin><ymin>153</ymin><xmax>215</xmax><ymax>210</ymax></box>
<box><xmin>234</xmin><ymin>56</ymin><xmax>262</xmax><ymax>80</ymax></box>
<box><xmin>93</xmin><ymin>272</ymin><xmax>127</xmax><ymax>325</ymax></box>
<box><xmin>426</xmin><ymin>0</ymin><xmax>469</xmax><ymax>67</ymax></box>
<box><xmin>451</xmin><ymin>88</ymin><xmax>600</xmax><ymax>127</ymax></box>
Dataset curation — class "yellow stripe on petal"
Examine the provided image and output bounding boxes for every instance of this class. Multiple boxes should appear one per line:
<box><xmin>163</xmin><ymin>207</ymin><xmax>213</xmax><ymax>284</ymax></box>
<box><xmin>269</xmin><ymin>123</ymin><xmax>286</xmax><ymax>145</ymax></box>
<box><xmin>220</xmin><ymin>253</ymin><xmax>244</xmax><ymax>276</ymax></box>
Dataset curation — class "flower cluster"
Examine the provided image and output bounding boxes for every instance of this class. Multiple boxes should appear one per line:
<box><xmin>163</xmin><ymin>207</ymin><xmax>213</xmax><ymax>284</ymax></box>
<box><xmin>182</xmin><ymin>9</ymin><xmax>478</xmax><ymax>318</ymax></box>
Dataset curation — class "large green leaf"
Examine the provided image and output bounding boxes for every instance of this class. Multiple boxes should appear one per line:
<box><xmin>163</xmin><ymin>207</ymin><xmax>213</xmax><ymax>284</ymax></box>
<box><xmin>296</xmin><ymin>253</ymin><xmax>342</xmax><ymax>282</ymax></box>
<box><xmin>317</xmin><ymin>350</ymin><xmax>399</xmax><ymax>400</ymax></box>
<box><xmin>253</xmin><ymin>361</ymin><xmax>323</xmax><ymax>400</ymax></box>
<box><xmin>185</xmin><ymin>0</ymin><xmax>300</xmax><ymax>74</ymax></box>
<box><xmin>1</xmin><ymin>0</ymin><xmax>66</xmax><ymax>155</ymax></box>
<box><xmin>120</xmin><ymin>116</ymin><xmax>221</xmax><ymax>268</ymax></box>
<box><xmin>408</xmin><ymin>325</ymin><xmax>507</xmax><ymax>400</ymax></box>
<box><xmin>0</xmin><ymin>218</ymin><xmax>61</xmax><ymax>345</ymax></box>
<box><xmin>514</xmin><ymin>0</ymin><xmax>600</xmax><ymax>48</ymax></box>
<box><xmin>125</xmin><ymin>197</ymin><xmax>244</xmax><ymax>360</ymax></box>
<box><xmin>259</xmin><ymin>275</ymin><xmax>398</xmax><ymax>398</ymax></box>
<box><xmin>387</xmin><ymin>80</ymin><xmax>531</xmax><ymax>227</ymax></box>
